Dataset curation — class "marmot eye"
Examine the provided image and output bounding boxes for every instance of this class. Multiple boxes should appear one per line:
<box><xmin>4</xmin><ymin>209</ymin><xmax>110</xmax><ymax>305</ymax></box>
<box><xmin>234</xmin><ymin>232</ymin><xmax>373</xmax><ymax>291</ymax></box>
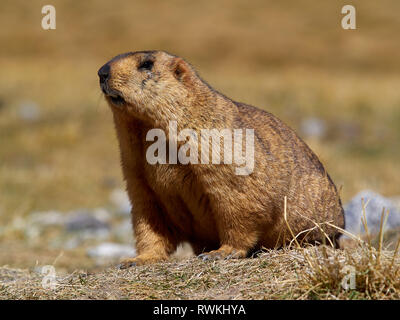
<box><xmin>138</xmin><ymin>60</ymin><xmax>154</xmax><ymax>71</ymax></box>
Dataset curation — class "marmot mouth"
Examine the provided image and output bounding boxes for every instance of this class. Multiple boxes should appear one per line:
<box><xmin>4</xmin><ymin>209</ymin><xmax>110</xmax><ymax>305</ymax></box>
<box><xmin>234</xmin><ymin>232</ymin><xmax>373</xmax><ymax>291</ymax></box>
<box><xmin>103</xmin><ymin>89</ymin><xmax>125</xmax><ymax>105</ymax></box>
<box><xmin>108</xmin><ymin>94</ymin><xmax>125</xmax><ymax>105</ymax></box>
<box><xmin>101</xmin><ymin>83</ymin><xmax>125</xmax><ymax>105</ymax></box>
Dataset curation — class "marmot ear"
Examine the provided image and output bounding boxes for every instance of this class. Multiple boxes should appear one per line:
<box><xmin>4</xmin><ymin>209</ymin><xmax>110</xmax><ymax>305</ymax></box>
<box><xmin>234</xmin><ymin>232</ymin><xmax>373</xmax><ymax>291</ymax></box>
<box><xmin>170</xmin><ymin>57</ymin><xmax>192</xmax><ymax>83</ymax></box>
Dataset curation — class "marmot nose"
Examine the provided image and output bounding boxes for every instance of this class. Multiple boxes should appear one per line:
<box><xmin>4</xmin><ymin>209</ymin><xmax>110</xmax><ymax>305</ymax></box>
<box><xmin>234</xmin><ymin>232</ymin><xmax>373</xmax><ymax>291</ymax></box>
<box><xmin>98</xmin><ymin>63</ymin><xmax>110</xmax><ymax>84</ymax></box>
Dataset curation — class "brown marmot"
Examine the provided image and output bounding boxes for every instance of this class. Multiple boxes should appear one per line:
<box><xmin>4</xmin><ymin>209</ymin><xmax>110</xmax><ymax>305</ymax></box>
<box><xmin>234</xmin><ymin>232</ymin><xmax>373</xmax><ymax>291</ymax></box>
<box><xmin>98</xmin><ymin>50</ymin><xmax>345</xmax><ymax>268</ymax></box>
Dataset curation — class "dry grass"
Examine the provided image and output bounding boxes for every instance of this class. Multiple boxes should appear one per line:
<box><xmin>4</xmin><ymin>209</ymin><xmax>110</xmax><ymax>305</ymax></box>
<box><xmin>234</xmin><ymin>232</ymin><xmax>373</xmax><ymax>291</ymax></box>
<box><xmin>2</xmin><ymin>205</ymin><xmax>399</xmax><ymax>300</ymax></box>
<box><xmin>1</xmin><ymin>242</ymin><xmax>399</xmax><ymax>300</ymax></box>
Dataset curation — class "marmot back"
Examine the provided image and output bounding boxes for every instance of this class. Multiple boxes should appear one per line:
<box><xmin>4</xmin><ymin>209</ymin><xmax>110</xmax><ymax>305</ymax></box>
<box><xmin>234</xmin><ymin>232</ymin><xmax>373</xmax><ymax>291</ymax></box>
<box><xmin>98</xmin><ymin>50</ymin><xmax>345</xmax><ymax>268</ymax></box>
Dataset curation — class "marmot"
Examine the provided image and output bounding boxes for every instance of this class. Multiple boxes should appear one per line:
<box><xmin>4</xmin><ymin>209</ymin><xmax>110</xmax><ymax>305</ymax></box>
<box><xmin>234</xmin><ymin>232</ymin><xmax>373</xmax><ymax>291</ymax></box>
<box><xmin>98</xmin><ymin>50</ymin><xmax>345</xmax><ymax>268</ymax></box>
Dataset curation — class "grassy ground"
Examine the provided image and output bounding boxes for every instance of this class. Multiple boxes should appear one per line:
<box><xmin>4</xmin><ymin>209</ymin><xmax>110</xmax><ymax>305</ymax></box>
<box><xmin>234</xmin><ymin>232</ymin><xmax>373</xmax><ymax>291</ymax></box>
<box><xmin>1</xmin><ymin>0</ymin><xmax>400</xmax><ymax>298</ymax></box>
<box><xmin>1</xmin><ymin>242</ymin><xmax>399</xmax><ymax>300</ymax></box>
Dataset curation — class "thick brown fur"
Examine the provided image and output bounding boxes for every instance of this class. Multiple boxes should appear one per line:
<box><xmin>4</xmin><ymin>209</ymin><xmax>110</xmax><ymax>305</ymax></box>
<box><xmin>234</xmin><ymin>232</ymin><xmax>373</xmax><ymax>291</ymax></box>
<box><xmin>98</xmin><ymin>51</ymin><xmax>345</xmax><ymax>268</ymax></box>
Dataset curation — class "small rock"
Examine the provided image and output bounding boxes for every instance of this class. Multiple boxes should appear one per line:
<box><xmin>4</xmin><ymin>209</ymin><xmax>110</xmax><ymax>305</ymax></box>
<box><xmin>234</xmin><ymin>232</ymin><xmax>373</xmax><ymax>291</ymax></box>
<box><xmin>87</xmin><ymin>242</ymin><xmax>136</xmax><ymax>260</ymax></box>
<box><xmin>10</xmin><ymin>216</ymin><xmax>28</xmax><ymax>230</ymax></box>
<box><xmin>300</xmin><ymin>117</ymin><xmax>326</xmax><ymax>139</ymax></box>
<box><xmin>390</xmin><ymin>196</ymin><xmax>400</xmax><ymax>209</ymax></box>
<box><xmin>25</xmin><ymin>226</ymin><xmax>41</xmax><ymax>242</ymax></box>
<box><xmin>92</xmin><ymin>207</ymin><xmax>112</xmax><ymax>222</ymax></box>
<box><xmin>65</xmin><ymin>210</ymin><xmax>110</xmax><ymax>232</ymax></box>
<box><xmin>49</xmin><ymin>228</ymin><xmax>111</xmax><ymax>250</ymax></box>
<box><xmin>18</xmin><ymin>101</ymin><xmax>41</xmax><ymax>122</ymax></box>
<box><xmin>344</xmin><ymin>190</ymin><xmax>400</xmax><ymax>235</ymax></box>
<box><xmin>62</xmin><ymin>237</ymin><xmax>82</xmax><ymax>250</ymax></box>
<box><xmin>29</xmin><ymin>211</ymin><xmax>65</xmax><ymax>227</ymax></box>
<box><xmin>109</xmin><ymin>189</ymin><xmax>132</xmax><ymax>216</ymax></box>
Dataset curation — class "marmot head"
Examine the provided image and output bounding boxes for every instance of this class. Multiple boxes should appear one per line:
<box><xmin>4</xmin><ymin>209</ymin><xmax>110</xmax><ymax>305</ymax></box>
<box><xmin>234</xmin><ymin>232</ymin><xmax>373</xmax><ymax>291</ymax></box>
<box><xmin>98</xmin><ymin>51</ymin><xmax>200</xmax><ymax>121</ymax></box>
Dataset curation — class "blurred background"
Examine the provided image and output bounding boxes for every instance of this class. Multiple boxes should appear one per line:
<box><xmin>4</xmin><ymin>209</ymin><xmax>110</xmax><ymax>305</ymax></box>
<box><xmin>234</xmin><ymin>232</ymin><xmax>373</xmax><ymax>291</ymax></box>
<box><xmin>1</xmin><ymin>0</ymin><xmax>400</xmax><ymax>272</ymax></box>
